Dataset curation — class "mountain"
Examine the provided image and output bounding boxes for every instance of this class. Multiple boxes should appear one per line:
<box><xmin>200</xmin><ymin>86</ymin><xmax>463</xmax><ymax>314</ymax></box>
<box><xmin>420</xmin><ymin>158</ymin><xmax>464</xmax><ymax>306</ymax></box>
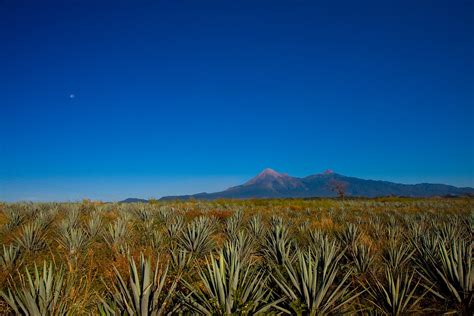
<box><xmin>157</xmin><ymin>168</ymin><xmax>474</xmax><ymax>200</ymax></box>
<box><xmin>120</xmin><ymin>198</ymin><xmax>148</xmax><ymax>203</ymax></box>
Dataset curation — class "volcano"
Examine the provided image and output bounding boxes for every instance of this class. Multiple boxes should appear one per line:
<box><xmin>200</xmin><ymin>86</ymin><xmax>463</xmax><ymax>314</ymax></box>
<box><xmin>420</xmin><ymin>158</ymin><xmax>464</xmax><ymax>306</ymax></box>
<box><xmin>153</xmin><ymin>169</ymin><xmax>474</xmax><ymax>201</ymax></box>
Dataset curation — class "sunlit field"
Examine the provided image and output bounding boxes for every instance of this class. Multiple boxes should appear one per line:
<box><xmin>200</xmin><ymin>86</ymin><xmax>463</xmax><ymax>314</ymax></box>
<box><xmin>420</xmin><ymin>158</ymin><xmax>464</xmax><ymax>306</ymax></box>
<box><xmin>0</xmin><ymin>198</ymin><xmax>472</xmax><ymax>315</ymax></box>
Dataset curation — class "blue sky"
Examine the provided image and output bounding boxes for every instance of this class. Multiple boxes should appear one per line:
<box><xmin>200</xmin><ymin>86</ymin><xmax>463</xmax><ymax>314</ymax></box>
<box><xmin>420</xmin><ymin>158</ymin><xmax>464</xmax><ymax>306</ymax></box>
<box><xmin>1</xmin><ymin>0</ymin><xmax>473</xmax><ymax>201</ymax></box>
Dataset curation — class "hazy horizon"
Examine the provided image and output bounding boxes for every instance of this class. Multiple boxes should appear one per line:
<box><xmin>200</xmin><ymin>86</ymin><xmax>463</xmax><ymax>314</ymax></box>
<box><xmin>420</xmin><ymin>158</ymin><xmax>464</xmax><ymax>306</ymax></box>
<box><xmin>1</xmin><ymin>169</ymin><xmax>473</xmax><ymax>202</ymax></box>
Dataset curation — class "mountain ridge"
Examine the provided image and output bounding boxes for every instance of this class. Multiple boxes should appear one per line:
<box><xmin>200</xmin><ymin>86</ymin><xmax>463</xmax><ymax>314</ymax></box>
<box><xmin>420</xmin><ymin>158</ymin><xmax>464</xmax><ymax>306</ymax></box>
<box><xmin>148</xmin><ymin>169</ymin><xmax>473</xmax><ymax>202</ymax></box>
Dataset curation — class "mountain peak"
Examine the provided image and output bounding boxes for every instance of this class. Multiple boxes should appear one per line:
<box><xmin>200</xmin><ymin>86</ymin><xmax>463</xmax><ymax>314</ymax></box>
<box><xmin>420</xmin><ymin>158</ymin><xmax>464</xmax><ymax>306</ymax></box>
<box><xmin>258</xmin><ymin>168</ymin><xmax>282</xmax><ymax>177</ymax></box>
<box><xmin>244</xmin><ymin>168</ymin><xmax>288</xmax><ymax>186</ymax></box>
<box><xmin>156</xmin><ymin>169</ymin><xmax>474</xmax><ymax>200</ymax></box>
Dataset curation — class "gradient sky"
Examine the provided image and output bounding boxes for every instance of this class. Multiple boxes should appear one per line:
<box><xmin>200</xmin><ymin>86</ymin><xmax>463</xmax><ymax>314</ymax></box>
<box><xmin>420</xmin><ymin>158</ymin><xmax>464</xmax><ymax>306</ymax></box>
<box><xmin>1</xmin><ymin>0</ymin><xmax>473</xmax><ymax>201</ymax></box>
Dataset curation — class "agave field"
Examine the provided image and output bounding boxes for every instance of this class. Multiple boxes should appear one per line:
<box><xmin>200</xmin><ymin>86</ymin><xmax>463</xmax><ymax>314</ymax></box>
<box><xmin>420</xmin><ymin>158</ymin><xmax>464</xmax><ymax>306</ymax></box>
<box><xmin>0</xmin><ymin>198</ymin><xmax>472</xmax><ymax>315</ymax></box>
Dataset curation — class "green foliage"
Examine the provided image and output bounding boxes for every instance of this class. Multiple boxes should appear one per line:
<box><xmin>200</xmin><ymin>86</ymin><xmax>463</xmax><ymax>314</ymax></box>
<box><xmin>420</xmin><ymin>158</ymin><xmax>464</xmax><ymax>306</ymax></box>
<box><xmin>352</xmin><ymin>243</ymin><xmax>374</xmax><ymax>274</ymax></box>
<box><xmin>264</xmin><ymin>219</ymin><xmax>293</xmax><ymax>265</ymax></box>
<box><xmin>0</xmin><ymin>244</ymin><xmax>21</xmax><ymax>270</ymax></box>
<box><xmin>224</xmin><ymin>209</ymin><xmax>243</xmax><ymax>239</ymax></box>
<box><xmin>134</xmin><ymin>207</ymin><xmax>152</xmax><ymax>222</ymax></box>
<box><xmin>99</xmin><ymin>254</ymin><xmax>179</xmax><ymax>315</ymax></box>
<box><xmin>0</xmin><ymin>198</ymin><xmax>472</xmax><ymax>314</ymax></box>
<box><xmin>3</xmin><ymin>207</ymin><xmax>24</xmax><ymax>231</ymax></box>
<box><xmin>103</xmin><ymin>218</ymin><xmax>128</xmax><ymax>251</ymax></box>
<box><xmin>337</xmin><ymin>223</ymin><xmax>360</xmax><ymax>249</ymax></box>
<box><xmin>227</xmin><ymin>230</ymin><xmax>257</xmax><ymax>263</ymax></box>
<box><xmin>170</xmin><ymin>248</ymin><xmax>194</xmax><ymax>271</ymax></box>
<box><xmin>271</xmin><ymin>243</ymin><xmax>358</xmax><ymax>315</ymax></box>
<box><xmin>414</xmin><ymin>239</ymin><xmax>473</xmax><ymax>313</ymax></box>
<box><xmin>85</xmin><ymin>210</ymin><xmax>103</xmax><ymax>237</ymax></box>
<box><xmin>364</xmin><ymin>267</ymin><xmax>425</xmax><ymax>315</ymax></box>
<box><xmin>57</xmin><ymin>226</ymin><xmax>89</xmax><ymax>257</ymax></box>
<box><xmin>166</xmin><ymin>215</ymin><xmax>184</xmax><ymax>240</ymax></box>
<box><xmin>381</xmin><ymin>240</ymin><xmax>414</xmax><ymax>273</ymax></box>
<box><xmin>178</xmin><ymin>216</ymin><xmax>215</xmax><ymax>257</ymax></box>
<box><xmin>15</xmin><ymin>221</ymin><xmax>46</xmax><ymax>252</ymax></box>
<box><xmin>183</xmin><ymin>241</ymin><xmax>281</xmax><ymax>315</ymax></box>
<box><xmin>1</xmin><ymin>262</ymin><xmax>70</xmax><ymax>315</ymax></box>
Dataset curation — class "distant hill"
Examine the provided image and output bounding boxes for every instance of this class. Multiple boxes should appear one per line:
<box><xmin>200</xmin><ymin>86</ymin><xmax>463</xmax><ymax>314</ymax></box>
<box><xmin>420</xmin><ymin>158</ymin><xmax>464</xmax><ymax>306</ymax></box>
<box><xmin>155</xmin><ymin>168</ymin><xmax>474</xmax><ymax>200</ymax></box>
<box><xmin>120</xmin><ymin>198</ymin><xmax>148</xmax><ymax>203</ymax></box>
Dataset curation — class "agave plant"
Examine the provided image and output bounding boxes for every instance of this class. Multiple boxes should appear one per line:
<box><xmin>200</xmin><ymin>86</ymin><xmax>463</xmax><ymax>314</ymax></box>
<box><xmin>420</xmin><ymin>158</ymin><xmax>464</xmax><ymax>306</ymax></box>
<box><xmin>170</xmin><ymin>248</ymin><xmax>194</xmax><ymax>271</ymax></box>
<box><xmin>337</xmin><ymin>223</ymin><xmax>360</xmax><ymax>250</ymax></box>
<box><xmin>370</xmin><ymin>219</ymin><xmax>384</xmax><ymax>240</ymax></box>
<box><xmin>247</xmin><ymin>214</ymin><xmax>265</xmax><ymax>239</ymax></box>
<box><xmin>386</xmin><ymin>226</ymin><xmax>401</xmax><ymax>243</ymax></box>
<box><xmin>85</xmin><ymin>211</ymin><xmax>103</xmax><ymax>238</ymax></box>
<box><xmin>438</xmin><ymin>222</ymin><xmax>460</xmax><ymax>244</ymax></box>
<box><xmin>104</xmin><ymin>218</ymin><xmax>128</xmax><ymax>251</ymax></box>
<box><xmin>143</xmin><ymin>218</ymin><xmax>155</xmax><ymax>235</ymax></box>
<box><xmin>157</xmin><ymin>207</ymin><xmax>172</xmax><ymax>224</ymax></box>
<box><xmin>414</xmin><ymin>239</ymin><xmax>473</xmax><ymax>313</ymax></box>
<box><xmin>134</xmin><ymin>207</ymin><xmax>152</xmax><ymax>222</ymax></box>
<box><xmin>308</xmin><ymin>229</ymin><xmax>327</xmax><ymax>251</ymax></box>
<box><xmin>271</xmin><ymin>245</ymin><xmax>358</xmax><ymax>315</ymax></box>
<box><xmin>228</xmin><ymin>230</ymin><xmax>257</xmax><ymax>263</ymax></box>
<box><xmin>15</xmin><ymin>221</ymin><xmax>46</xmax><ymax>252</ymax></box>
<box><xmin>298</xmin><ymin>220</ymin><xmax>310</xmax><ymax>234</ymax></box>
<box><xmin>1</xmin><ymin>262</ymin><xmax>70</xmax><ymax>315</ymax></box>
<box><xmin>99</xmin><ymin>254</ymin><xmax>179</xmax><ymax>315</ymax></box>
<box><xmin>458</xmin><ymin>215</ymin><xmax>472</xmax><ymax>241</ymax></box>
<box><xmin>387</xmin><ymin>214</ymin><xmax>397</xmax><ymax>229</ymax></box>
<box><xmin>407</xmin><ymin>221</ymin><xmax>425</xmax><ymax>242</ymax></box>
<box><xmin>177</xmin><ymin>216</ymin><xmax>215</xmax><ymax>257</ymax></box>
<box><xmin>411</xmin><ymin>230</ymin><xmax>439</xmax><ymax>260</ymax></box>
<box><xmin>117</xmin><ymin>207</ymin><xmax>133</xmax><ymax>223</ymax></box>
<box><xmin>62</xmin><ymin>206</ymin><xmax>80</xmax><ymax>231</ymax></box>
<box><xmin>166</xmin><ymin>215</ymin><xmax>184</xmax><ymax>241</ymax></box>
<box><xmin>19</xmin><ymin>203</ymin><xmax>37</xmax><ymax>218</ymax></box>
<box><xmin>381</xmin><ymin>241</ymin><xmax>414</xmax><ymax>273</ymax></box>
<box><xmin>0</xmin><ymin>244</ymin><xmax>21</xmax><ymax>270</ymax></box>
<box><xmin>224</xmin><ymin>209</ymin><xmax>243</xmax><ymax>239</ymax></box>
<box><xmin>57</xmin><ymin>226</ymin><xmax>90</xmax><ymax>258</ymax></box>
<box><xmin>363</xmin><ymin>267</ymin><xmax>425</xmax><ymax>315</ymax></box>
<box><xmin>270</xmin><ymin>215</ymin><xmax>284</xmax><ymax>228</ymax></box>
<box><xmin>352</xmin><ymin>243</ymin><xmax>374</xmax><ymax>274</ymax></box>
<box><xmin>263</xmin><ymin>221</ymin><xmax>293</xmax><ymax>265</ymax></box>
<box><xmin>183</xmin><ymin>242</ymin><xmax>281</xmax><ymax>315</ymax></box>
<box><xmin>3</xmin><ymin>208</ymin><xmax>24</xmax><ymax>231</ymax></box>
<box><xmin>34</xmin><ymin>209</ymin><xmax>56</xmax><ymax>230</ymax></box>
<box><xmin>150</xmin><ymin>230</ymin><xmax>163</xmax><ymax>251</ymax></box>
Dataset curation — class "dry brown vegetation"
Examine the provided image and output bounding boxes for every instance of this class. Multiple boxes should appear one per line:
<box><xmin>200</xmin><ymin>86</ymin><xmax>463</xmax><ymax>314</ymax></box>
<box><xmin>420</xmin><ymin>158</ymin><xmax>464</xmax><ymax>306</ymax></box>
<box><xmin>0</xmin><ymin>198</ymin><xmax>472</xmax><ymax>315</ymax></box>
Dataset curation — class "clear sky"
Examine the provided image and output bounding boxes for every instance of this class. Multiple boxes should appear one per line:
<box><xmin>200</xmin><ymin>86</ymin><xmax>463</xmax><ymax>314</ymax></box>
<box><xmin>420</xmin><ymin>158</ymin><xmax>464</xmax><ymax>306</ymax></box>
<box><xmin>1</xmin><ymin>0</ymin><xmax>473</xmax><ymax>201</ymax></box>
